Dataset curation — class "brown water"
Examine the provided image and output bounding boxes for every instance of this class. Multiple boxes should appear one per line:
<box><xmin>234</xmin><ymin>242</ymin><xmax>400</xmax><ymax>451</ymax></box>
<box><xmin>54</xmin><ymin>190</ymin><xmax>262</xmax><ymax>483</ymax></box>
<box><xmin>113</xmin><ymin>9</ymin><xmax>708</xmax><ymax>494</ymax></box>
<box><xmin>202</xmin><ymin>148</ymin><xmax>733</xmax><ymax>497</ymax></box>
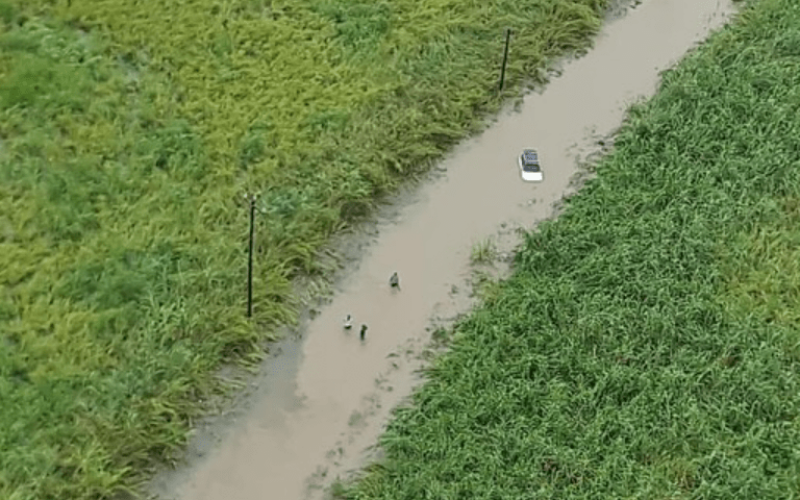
<box><xmin>149</xmin><ymin>1</ymin><xmax>736</xmax><ymax>499</ymax></box>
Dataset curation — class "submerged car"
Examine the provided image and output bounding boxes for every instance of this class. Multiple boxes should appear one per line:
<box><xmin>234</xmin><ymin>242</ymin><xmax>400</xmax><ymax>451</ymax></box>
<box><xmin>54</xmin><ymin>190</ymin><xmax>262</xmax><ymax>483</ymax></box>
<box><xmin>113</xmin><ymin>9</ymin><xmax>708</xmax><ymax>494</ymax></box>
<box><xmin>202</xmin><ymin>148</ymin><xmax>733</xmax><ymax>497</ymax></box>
<box><xmin>518</xmin><ymin>149</ymin><xmax>543</xmax><ymax>182</ymax></box>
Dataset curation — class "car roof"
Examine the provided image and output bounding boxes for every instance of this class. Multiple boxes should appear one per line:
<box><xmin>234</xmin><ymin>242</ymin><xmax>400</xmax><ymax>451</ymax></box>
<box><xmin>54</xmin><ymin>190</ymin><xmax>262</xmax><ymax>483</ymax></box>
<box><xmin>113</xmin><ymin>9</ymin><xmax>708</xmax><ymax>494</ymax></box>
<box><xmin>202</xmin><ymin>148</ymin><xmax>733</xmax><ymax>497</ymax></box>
<box><xmin>521</xmin><ymin>149</ymin><xmax>539</xmax><ymax>164</ymax></box>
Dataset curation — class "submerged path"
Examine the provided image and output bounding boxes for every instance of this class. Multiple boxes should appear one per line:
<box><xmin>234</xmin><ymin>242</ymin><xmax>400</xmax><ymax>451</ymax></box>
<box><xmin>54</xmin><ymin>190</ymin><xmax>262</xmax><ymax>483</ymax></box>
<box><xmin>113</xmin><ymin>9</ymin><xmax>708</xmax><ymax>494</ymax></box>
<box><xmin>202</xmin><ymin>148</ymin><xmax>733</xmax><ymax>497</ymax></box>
<box><xmin>150</xmin><ymin>1</ymin><xmax>736</xmax><ymax>499</ymax></box>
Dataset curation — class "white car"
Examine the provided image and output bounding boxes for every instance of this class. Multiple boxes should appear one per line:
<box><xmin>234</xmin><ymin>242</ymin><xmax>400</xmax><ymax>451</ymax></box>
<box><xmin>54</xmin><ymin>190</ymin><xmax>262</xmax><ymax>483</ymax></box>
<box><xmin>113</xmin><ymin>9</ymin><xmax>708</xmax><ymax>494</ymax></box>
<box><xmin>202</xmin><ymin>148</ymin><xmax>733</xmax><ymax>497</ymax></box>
<box><xmin>518</xmin><ymin>149</ymin><xmax>543</xmax><ymax>182</ymax></box>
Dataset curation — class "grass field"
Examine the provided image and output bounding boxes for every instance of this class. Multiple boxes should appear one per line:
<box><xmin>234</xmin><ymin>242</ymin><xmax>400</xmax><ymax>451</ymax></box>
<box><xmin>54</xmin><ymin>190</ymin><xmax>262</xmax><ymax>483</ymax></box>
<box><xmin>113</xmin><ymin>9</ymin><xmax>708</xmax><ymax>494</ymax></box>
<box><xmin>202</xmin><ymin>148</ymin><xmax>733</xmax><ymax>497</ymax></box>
<box><xmin>338</xmin><ymin>0</ymin><xmax>800</xmax><ymax>498</ymax></box>
<box><xmin>0</xmin><ymin>0</ymin><xmax>611</xmax><ymax>498</ymax></box>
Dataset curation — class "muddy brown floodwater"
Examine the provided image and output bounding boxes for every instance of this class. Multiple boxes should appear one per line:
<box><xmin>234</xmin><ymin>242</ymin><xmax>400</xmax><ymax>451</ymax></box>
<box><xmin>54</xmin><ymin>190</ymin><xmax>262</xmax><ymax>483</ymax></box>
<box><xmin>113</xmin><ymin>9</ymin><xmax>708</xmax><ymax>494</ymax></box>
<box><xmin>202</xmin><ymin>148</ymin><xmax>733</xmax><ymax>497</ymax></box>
<box><xmin>148</xmin><ymin>1</ymin><xmax>736</xmax><ymax>499</ymax></box>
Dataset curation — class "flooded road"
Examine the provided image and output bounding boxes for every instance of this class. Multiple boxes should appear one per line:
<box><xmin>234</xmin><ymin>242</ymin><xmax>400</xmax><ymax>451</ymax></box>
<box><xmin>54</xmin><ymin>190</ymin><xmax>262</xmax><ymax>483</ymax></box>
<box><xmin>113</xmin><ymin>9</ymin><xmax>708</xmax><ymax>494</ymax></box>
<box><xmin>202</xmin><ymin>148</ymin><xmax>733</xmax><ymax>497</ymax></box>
<box><xmin>149</xmin><ymin>1</ymin><xmax>736</xmax><ymax>499</ymax></box>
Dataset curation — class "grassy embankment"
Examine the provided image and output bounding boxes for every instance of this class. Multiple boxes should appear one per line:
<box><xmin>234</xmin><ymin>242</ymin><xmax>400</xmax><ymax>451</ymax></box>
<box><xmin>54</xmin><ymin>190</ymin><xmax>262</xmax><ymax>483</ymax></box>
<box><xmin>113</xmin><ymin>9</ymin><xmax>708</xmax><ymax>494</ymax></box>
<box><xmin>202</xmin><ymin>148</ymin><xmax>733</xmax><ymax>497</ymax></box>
<box><xmin>0</xmin><ymin>0</ymin><xmax>610</xmax><ymax>498</ymax></box>
<box><xmin>338</xmin><ymin>0</ymin><xmax>800</xmax><ymax>498</ymax></box>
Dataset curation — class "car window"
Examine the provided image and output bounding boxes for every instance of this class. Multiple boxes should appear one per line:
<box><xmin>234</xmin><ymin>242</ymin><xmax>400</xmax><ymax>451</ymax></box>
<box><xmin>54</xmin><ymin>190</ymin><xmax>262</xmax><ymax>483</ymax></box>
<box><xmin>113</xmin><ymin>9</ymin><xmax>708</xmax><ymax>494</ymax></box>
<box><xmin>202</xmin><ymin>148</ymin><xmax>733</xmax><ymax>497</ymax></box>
<box><xmin>522</xmin><ymin>151</ymin><xmax>538</xmax><ymax>164</ymax></box>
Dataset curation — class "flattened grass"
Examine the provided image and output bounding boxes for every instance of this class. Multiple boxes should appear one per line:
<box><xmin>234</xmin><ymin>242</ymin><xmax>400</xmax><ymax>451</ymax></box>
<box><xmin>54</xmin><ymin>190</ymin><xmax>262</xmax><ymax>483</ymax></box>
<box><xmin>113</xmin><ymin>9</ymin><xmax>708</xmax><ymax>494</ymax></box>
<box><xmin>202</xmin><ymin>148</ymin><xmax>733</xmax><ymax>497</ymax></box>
<box><xmin>0</xmin><ymin>0</ymin><xmax>610</xmax><ymax>498</ymax></box>
<box><xmin>342</xmin><ymin>0</ymin><xmax>800</xmax><ymax>498</ymax></box>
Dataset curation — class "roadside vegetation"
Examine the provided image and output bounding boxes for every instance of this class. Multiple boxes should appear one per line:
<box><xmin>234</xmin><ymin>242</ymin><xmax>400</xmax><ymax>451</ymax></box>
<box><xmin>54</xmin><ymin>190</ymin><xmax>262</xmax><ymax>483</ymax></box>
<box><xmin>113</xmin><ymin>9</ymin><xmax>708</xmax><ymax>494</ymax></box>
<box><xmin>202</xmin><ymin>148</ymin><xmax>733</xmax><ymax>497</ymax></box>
<box><xmin>470</xmin><ymin>238</ymin><xmax>497</xmax><ymax>265</ymax></box>
<box><xmin>339</xmin><ymin>0</ymin><xmax>800</xmax><ymax>497</ymax></box>
<box><xmin>0</xmin><ymin>0</ymin><xmax>611</xmax><ymax>498</ymax></box>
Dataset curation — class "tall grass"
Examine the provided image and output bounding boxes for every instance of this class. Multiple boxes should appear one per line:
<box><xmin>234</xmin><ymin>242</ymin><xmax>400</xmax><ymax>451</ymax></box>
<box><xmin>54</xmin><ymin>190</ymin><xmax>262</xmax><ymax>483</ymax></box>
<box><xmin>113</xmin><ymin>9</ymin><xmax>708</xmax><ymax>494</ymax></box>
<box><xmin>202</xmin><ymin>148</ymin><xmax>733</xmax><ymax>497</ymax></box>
<box><xmin>341</xmin><ymin>0</ymin><xmax>800</xmax><ymax>498</ymax></box>
<box><xmin>0</xmin><ymin>0</ymin><xmax>609</xmax><ymax>498</ymax></box>
<box><xmin>470</xmin><ymin>238</ymin><xmax>497</xmax><ymax>265</ymax></box>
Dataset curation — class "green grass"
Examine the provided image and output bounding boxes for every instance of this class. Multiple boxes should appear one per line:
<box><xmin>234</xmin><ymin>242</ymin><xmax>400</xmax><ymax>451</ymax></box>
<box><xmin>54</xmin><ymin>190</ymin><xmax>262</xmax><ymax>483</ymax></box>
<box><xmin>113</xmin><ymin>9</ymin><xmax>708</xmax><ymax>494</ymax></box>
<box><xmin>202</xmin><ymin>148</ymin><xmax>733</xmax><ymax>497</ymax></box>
<box><xmin>338</xmin><ymin>0</ymin><xmax>800</xmax><ymax>498</ymax></box>
<box><xmin>470</xmin><ymin>238</ymin><xmax>497</xmax><ymax>265</ymax></box>
<box><xmin>0</xmin><ymin>0</ymin><xmax>610</xmax><ymax>498</ymax></box>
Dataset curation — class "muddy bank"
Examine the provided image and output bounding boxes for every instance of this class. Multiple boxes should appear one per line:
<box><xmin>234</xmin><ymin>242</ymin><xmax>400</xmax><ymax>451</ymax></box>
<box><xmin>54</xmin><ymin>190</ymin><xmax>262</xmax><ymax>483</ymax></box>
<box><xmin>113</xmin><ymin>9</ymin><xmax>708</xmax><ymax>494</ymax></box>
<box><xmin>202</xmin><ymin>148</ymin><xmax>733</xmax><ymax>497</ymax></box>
<box><xmin>147</xmin><ymin>1</ymin><xmax>737</xmax><ymax>499</ymax></box>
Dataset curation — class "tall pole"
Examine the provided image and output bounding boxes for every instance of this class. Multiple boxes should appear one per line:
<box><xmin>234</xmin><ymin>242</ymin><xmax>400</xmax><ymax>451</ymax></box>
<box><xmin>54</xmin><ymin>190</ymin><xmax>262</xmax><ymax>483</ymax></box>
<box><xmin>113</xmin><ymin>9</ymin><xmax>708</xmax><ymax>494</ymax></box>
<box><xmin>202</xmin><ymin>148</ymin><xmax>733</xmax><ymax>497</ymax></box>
<box><xmin>247</xmin><ymin>194</ymin><xmax>255</xmax><ymax>318</ymax></box>
<box><xmin>498</xmin><ymin>28</ymin><xmax>511</xmax><ymax>93</ymax></box>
